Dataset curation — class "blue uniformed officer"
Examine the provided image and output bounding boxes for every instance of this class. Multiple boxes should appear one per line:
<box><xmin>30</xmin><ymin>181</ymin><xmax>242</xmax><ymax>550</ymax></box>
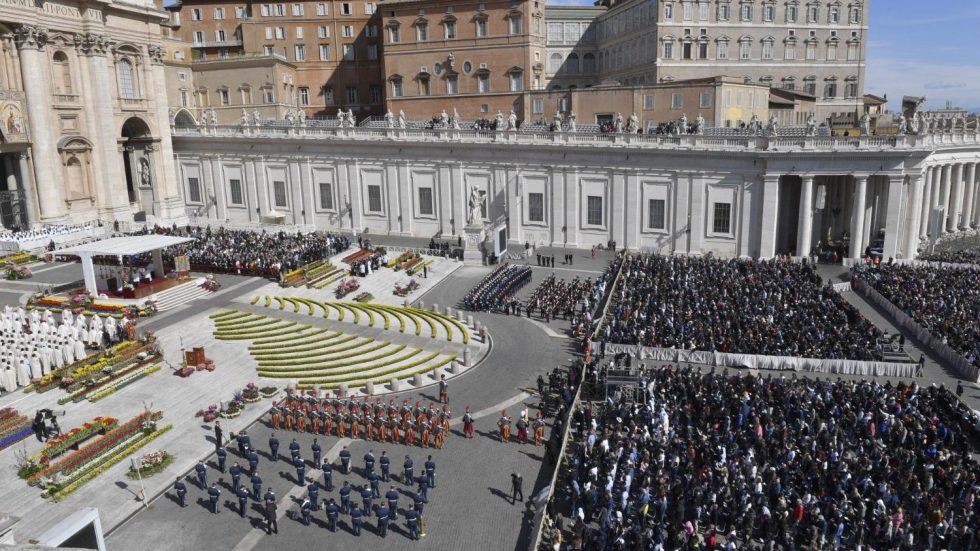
<box><xmin>368</xmin><ymin>470</ymin><xmax>380</xmax><ymax>498</ymax></box>
<box><xmin>350</xmin><ymin>506</ymin><xmax>363</xmax><ymax>536</ymax></box>
<box><xmin>216</xmin><ymin>446</ymin><xmax>227</xmax><ymax>473</ymax></box>
<box><xmin>405</xmin><ymin>508</ymin><xmax>420</xmax><ymax>540</ymax></box>
<box><xmin>321</xmin><ymin>460</ymin><xmax>333</xmax><ymax>491</ymax></box>
<box><xmin>339</xmin><ymin>481</ymin><xmax>352</xmax><ymax>514</ymax></box>
<box><xmin>424</xmin><ymin>455</ymin><xmax>436</xmax><ymax>488</ymax></box>
<box><xmin>386</xmin><ymin>487</ymin><xmax>399</xmax><ymax>520</ymax></box>
<box><xmin>247</xmin><ymin>450</ymin><xmax>259</xmax><ymax>477</ymax></box>
<box><xmin>293</xmin><ymin>455</ymin><xmax>306</xmax><ymax>485</ymax></box>
<box><xmin>268</xmin><ymin>433</ymin><xmax>280</xmax><ymax>462</ymax></box>
<box><xmin>339</xmin><ymin>446</ymin><xmax>351</xmax><ymax>474</ymax></box>
<box><xmin>237</xmin><ymin>430</ymin><xmax>251</xmax><ymax>456</ymax></box>
<box><xmin>417</xmin><ymin>473</ymin><xmax>429</xmax><ymax>503</ymax></box>
<box><xmin>300</xmin><ymin>498</ymin><xmax>312</xmax><ymax>526</ymax></box>
<box><xmin>403</xmin><ymin>455</ymin><xmax>414</xmax><ymax>484</ymax></box>
<box><xmin>263</xmin><ymin>489</ymin><xmax>276</xmax><ymax>505</ymax></box>
<box><xmin>207</xmin><ymin>482</ymin><xmax>221</xmax><ymax>513</ymax></box>
<box><xmin>377</xmin><ymin>504</ymin><xmax>390</xmax><ymax>537</ymax></box>
<box><xmin>230</xmin><ymin>462</ymin><xmax>242</xmax><ymax>490</ymax></box>
<box><xmin>307</xmin><ymin>481</ymin><xmax>320</xmax><ymax>510</ymax></box>
<box><xmin>174</xmin><ymin>477</ymin><xmax>187</xmax><ymax>507</ymax></box>
<box><xmin>325</xmin><ymin>498</ymin><xmax>339</xmax><ymax>532</ymax></box>
<box><xmin>379</xmin><ymin>451</ymin><xmax>390</xmax><ymax>482</ymax></box>
<box><xmin>311</xmin><ymin>439</ymin><xmax>322</xmax><ymax>466</ymax></box>
<box><xmin>289</xmin><ymin>438</ymin><xmax>301</xmax><ymax>461</ymax></box>
<box><xmin>360</xmin><ymin>485</ymin><xmax>373</xmax><ymax>517</ymax></box>
<box><xmin>237</xmin><ymin>485</ymin><xmax>249</xmax><ymax>517</ymax></box>
<box><xmin>414</xmin><ymin>491</ymin><xmax>425</xmax><ymax>516</ymax></box>
<box><xmin>364</xmin><ymin>450</ymin><xmax>375</xmax><ymax>474</ymax></box>
<box><xmin>251</xmin><ymin>473</ymin><xmax>263</xmax><ymax>500</ymax></box>
<box><xmin>195</xmin><ymin>461</ymin><xmax>208</xmax><ymax>489</ymax></box>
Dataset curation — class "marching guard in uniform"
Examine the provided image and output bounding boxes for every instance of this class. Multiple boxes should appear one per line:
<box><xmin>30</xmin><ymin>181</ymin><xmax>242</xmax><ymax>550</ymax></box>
<box><xmin>533</xmin><ymin>411</ymin><xmax>546</xmax><ymax>446</ymax></box>
<box><xmin>498</xmin><ymin>410</ymin><xmax>512</xmax><ymax>442</ymax></box>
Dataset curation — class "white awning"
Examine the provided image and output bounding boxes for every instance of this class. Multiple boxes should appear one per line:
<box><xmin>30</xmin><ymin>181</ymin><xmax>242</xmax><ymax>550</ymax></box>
<box><xmin>55</xmin><ymin>235</ymin><xmax>195</xmax><ymax>257</ymax></box>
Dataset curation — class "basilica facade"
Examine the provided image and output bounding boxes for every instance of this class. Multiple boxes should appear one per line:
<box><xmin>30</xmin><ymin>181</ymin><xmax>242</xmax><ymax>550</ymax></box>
<box><xmin>0</xmin><ymin>0</ymin><xmax>185</xmax><ymax>229</ymax></box>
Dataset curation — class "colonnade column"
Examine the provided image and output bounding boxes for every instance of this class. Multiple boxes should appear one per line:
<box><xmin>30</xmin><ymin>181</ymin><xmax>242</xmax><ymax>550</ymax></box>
<box><xmin>759</xmin><ymin>174</ymin><xmax>780</xmax><ymax>259</ymax></box>
<box><xmin>882</xmin><ymin>174</ymin><xmax>904</xmax><ymax>260</ymax></box>
<box><xmin>963</xmin><ymin>163</ymin><xmax>976</xmax><ymax>230</ymax></box>
<box><xmin>15</xmin><ymin>25</ymin><xmax>67</xmax><ymax>223</ymax></box>
<box><xmin>948</xmin><ymin>163</ymin><xmax>963</xmax><ymax>231</ymax></box>
<box><xmin>796</xmin><ymin>175</ymin><xmax>814</xmax><ymax>257</ymax></box>
<box><xmin>904</xmin><ymin>173</ymin><xmax>922</xmax><ymax>258</ymax></box>
<box><xmin>17</xmin><ymin>152</ymin><xmax>36</xmax><ymax>227</ymax></box>
<box><xmin>939</xmin><ymin>164</ymin><xmax>952</xmax><ymax>232</ymax></box>
<box><xmin>849</xmin><ymin>175</ymin><xmax>868</xmax><ymax>259</ymax></box>
<box><xmin>919</xmin><ymin>167</ymin><xmax>933</xmax><ymax>239</ymax></box>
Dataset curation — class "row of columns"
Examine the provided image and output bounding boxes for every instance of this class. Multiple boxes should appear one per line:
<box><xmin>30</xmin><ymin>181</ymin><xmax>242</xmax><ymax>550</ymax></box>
<box><xmin>917</xmin><ymin>162</ymin><xmax>980</xmax><ymax>242</ymax></box>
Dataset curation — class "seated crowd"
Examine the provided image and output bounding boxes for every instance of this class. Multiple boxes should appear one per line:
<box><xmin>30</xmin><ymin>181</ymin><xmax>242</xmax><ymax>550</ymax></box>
<box><xmin>524</xmin><ymin>274</ymin><xmax>594</xmax><ymax>321</ymax></box>
<box><xmin>136</xmin><ymin>225</ymin><xmax>350</xmax><ymax>280</ymax></box>
<box><xmin>556</xmin><ymin>366</ymin><xmax>980</xmax><ymax>550</ymax></box>
<box><xmin>462</xmin><ymin>263</ymin><xmax>531</xmax><ymax>311</ymax></box>
<box><xmin>600</xmin><ymin>255</ymin><xmax>883</xmax><ymax>360</ymax></box>
<box><xmin>918</xmin><ymin>249</ymin><xmax>980</xmax><ymax>265</ymax></box>
<box><xmin>853</xmin><ymin>263</ymin><xmax>980</xmax><ymax>368</ymax></box>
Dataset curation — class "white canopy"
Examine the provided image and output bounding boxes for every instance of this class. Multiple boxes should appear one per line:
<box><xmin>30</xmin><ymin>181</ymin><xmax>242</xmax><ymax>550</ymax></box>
<box><xmin>56</xmin><ymin>235</ymin><xmax>195</xmax><ymax>295</ymax></box>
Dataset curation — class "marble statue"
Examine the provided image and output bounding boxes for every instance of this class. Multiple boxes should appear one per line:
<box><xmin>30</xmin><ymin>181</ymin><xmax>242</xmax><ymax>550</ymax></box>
<box><xmin>384</xmin><ymin>110</ymin><xmax>394</xmax><ymax>128</ymax></box>
<box><xmin>252</xmin><ymin>109</ymin><xmax>261</xmax><ymax>126</ymax></box>
<box><xmin>344</xmin><ymin>110</ymin><xmax>356</xmax><ymax>128</ymax></box>
<box><xmin>911</xmin><ymin>111</ymin><xmax>923</xmax><ymax>134</ymax></box>
<box><xmin>398</xmin><ymin>110</ymin><xmax>407</xmax><ymax>129</ymax></box>
<box><xmin>806</xmin><ymin>114</ymin><xmax>817</xmax><ymax>136</ymax></box>
<box><xmin>695</xmin><ymin>113</ymin><xmax>705</xmax><ymax>135</ymax></box>
<box><xmin>859</xmin><ymin>113</ymin><xmax>871</xmax><ymax>136</ymax></box>
<box><xmin>614</xmin><ymin>112</ymin><xmax>624</xmax><ymax>133</ymax></box>
<box><xmin>679</xmin><ymin>113</ymin><xmax>688</xmax><ymax>135</ymax></box>
<box><xmin>199</xmin><ymin>108</ymin><xmax>207</xmax><ymax>126</ymax></box>
<box><xmin>568</xmin><ymin>111</ymin><xmax>577</xmax><ymax>133</ymax></box>
<box><xmin>553</xmin><ymin>112</ymin><xmax>563</xmax><ymax>132</ymax></box>
<box><xmin>451</xmin><ymin>111</ymin><xmax>461</xmax><ymax>130</ymax></box>
<box><xmin>284</xmin><ymin>109</ymin><xmax>294</xmax><ymax>125</ymax></box>
<box><xmin>168</xmin><ymin>109</ymin><xmax>176</xmax><ymax>127</ymax></box>
<box><xmin>298</xmin><ymin>109</ymin><xmax>306</xmax><ymax>125</ymax></box>
<box><xmin>954</xmin><ymin>114</ymin><xmax>966</xmax><ymax>133</ymax></box>
<box><xmin>896</xmin><ymin>112</ymin><xmax>907</xmax><ymax>136</ymax></box>
<box><xmin>507</xmin><ymin>110</ymin><xmax>518</xmax><ymax>131</ymax></box>
<box><xmin>494</xmin><ymin>110</ymin><xmax>504</xmax><ymax>131</ymax></box>
<box><xmin>447</xmin><ymin>52</ymin><xmax>455</xmax><ymax>69</ymax></box>
<box><xmin>767</xmin><ymin>114</ymin><xmax>779</xmax><ymax>137</ymax></box>
<box><xmin>209</xmin><ymin>108</ymin><xmax>218</xmax><ymax>127</ymax></box>
<box><xmin>749</xmin><ymin>114</ymin><xmax>760</xmax><ymax>135</ymax></box>
<box><xmin>439</xmin><ymin>109</ymin><xmax>449</xmax><ymax>128</ymax></box>
<box><xmin>973</xmin><ymin>115</ymin><xmax>980</xmax><ymax>135</ymax></box>
<box><xmin>627</xmin><ymin>113</ymin><xmax>640</xmax><ymax>133</ymax></box>
<box><xmin>139</xmin><ymin>157</ymin><xmax>151</xmax><ymax>187</ymax></box>
<box><xmin>467</xmin><ymin>185</ymin><xmax>485</xmax><ymax>226</ymax></box>
<box><xmin>241</xmin><ymin>108</ymin><xmax>249</xmax><ymax>127</ymax></box>
<box><xmin>337</xmin><ymin>109</ymin><xmax>347</xmax><ymax>125</ymax></box>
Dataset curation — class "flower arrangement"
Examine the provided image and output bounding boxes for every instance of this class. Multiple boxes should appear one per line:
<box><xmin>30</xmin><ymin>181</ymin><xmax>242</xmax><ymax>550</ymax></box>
<box><xmin>334</xmin><ymin>278</ymin><xmax>360</xmax><ymax>298</ymax></box>
<box><xmin>353</xmin><ymin>292</ymin><xmax>374</xmax><ymax>303</ymax></box>
<box><xmin>259</xmin><ymin>386</ymin><xmax>279</xmax><ymax>398</ymax></box>
<box><xmin>0</xmin><ymin>409</ymin><xmax>33</xmax><ymax>452</ymax></box>
<box><xmin>27</xmin><ymin>416</ymin><xmax>118</xmax><ymax>467</ymax></box>
<box><xmin>126</xmin><ymin>450</ymin><xmax>175</xmax><ymax>479</ymax></box>
<box><xmin>242</xmin><ymin>383</ymin><xmax>261</xmax><ymax>402</ymax></box>
<box><xmin>195</xmin><ymin>404</ymin><xmax>218</xmax><ymax>423</ymax></box>
<box><xmin>5</xmin><ymin>266</ymin><xmax>32</xmax><ymax>280</ymax></box>
<box><xmin>220</xmin><ymin>400</ymin><xmax>243</xmax><ymax>419</ymax></box>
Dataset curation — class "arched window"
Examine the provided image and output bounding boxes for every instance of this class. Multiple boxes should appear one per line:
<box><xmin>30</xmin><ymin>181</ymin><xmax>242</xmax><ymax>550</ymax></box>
<box><xmin>567</xmin><ymin>53</ymin><xmax>580</xmax><ymax>73</ymax></box>
<box><xmin>549</xmin><ymin>53</ymin><xmax>563</xmax><ymax>73</ymax></box>
<box><xmin>583</xmin><ymin>53</ymin><xmax>595</xmax><ymax>73</ymax></box>
<box><xmin>52</xmin><ymin>51</ymin><xmax>72</xmax><ymax>95</ymax></box>
<box><xmin>117</xmin><ymin>59</ymin><xmax>137</xmax><ymax>99</ymax></box>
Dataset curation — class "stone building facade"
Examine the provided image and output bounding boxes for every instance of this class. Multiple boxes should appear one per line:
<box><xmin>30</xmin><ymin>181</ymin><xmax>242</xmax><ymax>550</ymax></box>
<box><xmin>0</xmin><ymin>0</ymin><xmax>184</xmax><ymax>228</ymax></box>
<box><xmin>170</xmin><ymin>122</ymin><xmax>980</xmax><ymax>262</ymax></box>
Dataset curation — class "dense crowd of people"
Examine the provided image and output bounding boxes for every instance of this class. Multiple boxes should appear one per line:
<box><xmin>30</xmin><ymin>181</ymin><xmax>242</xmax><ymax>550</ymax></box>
<box><xmin>600</xmin><ymin>255</ymin><xmax>883</xmax><ymax>360</ymax></box>
<box><xmin>854</xmin><ymin>263</ymin><xmax>980</xmax><ymax>368</ymax></box>
<box><xmin>918</xmin><ymin>250</ymin><xmax>980</xmax><ymax>265</ymax></box>
<box><xmin>462</xmin><ymin>263</ymin><xmax>531</xmax><ymax>311</ymax></box>
<box><xmin>136</xmin><ymin>226</ymin><xmax>350</xmax><ymax>280</ymax></box>
<box><xmin>553</xmin><ymin>365</ymin><xmax>980</xmax><ymax>550</ymax></box>
<box><xmin>524</xmin><ymin>274</ymin><xmax>594</xmax><ymax>322</ymax></box>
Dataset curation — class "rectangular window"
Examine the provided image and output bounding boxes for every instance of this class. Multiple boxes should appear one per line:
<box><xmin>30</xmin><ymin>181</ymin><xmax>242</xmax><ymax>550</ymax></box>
<box><xmin>319</xmin><ymin>45</ymin><xmax>330</xmax><ymax>60</ymax></box>
<box><xmin>644</xmin><ymin>94</ymin><xmax>654</xmax><ymax>110</ymax></box>
<box><xmin>762</xmin><ymin>41</ymin><xmax>773</xmax><ymax>59</ymax></box>
<box><xmin>446</xmin><ymin>75</ymin><xmax>458</xmax><ymax>94</ymax></box>
<box><xmin>341</xmin><ymin>2</ymin><xmax>352</xmax><ymax>15</ymax></box>
<box><xmin>343</xmin><ymin>44</ymin><xmax>355</xmax><ymax>60</ymax></box>
<box><xmin>319</xmin><ymin>183</ymin><xmax>334</xmax><ymax>210</ymax></box>
<box><xmin>273</xmin><ymin>181</ymin><xmax>287</xmax><ymax>208</ymax></box>
<box><xmin>236</xmin><ymin>6</ymin><xmax>247</xmax><ymax>18</ymax></box>
<box><xmin>298</xmin><ymin>87</ymin><xmax>309</xmax><ymax>105</ymax></box>
<box><xmin>509</xmin><ymin>73</ymin><xmax>523</xmax><ymax>92</ymax></box>
<box><xmin>528</xmin><ymin>192</ymin><xmax>544</xmax><ymax>222</ymax></box>
<box><xmin>663</xmin><ymin>42</ymin><xmax>673</xmax><ymax>59</ymax></box>
<box><xmin>296</xmin><ymin>27</ymin><xmax>304</xmax><ymax>39</ymax></box>
<box><xmin>586</xmin><ymin>196</ymin><xmax>603</xmax><ymax>226</ymax></box>
<box><xmin>365</xmin><ymin>2</ymin><xmax>376</xmax><ymax>14</ymax></box>
<box><xmin>318</xmin><ymin>26</ymin><xmax>329</xmax><ymax>38</ymax></box>
<box><xmin>316</xmin><ymin>3</ymin><xmax>327</xmax><ymax>16</ymax></box>
<box><xmin>477</xmin><ymin>73</ymin><xmax>489</xmax><ymax>93</ymax></box>
<box><xmin>367</xmin><ymin>44</ymin><xmax>378</xmax><ymax>60</ymax></box>
<box><xmin>532</xmin><ymin>98</ymin><xmax>543</xmax><ymax>114</ymax></box>
<box><xmin>509</xmin><ymin>16</ymin><xmax>521</xmax><ymax>35</ymax></box>
<box><xmin>648</xmin><ymin>199</ymin><xmax>666</xmax><ymax>230</ymax></box>
<box><xmin>847</xmin><ymin>43</ymin><xmax>858</xmax><ymax>61</ymax></box>
<box><xmin>786</xmin><ymin>5</ymin><xmax>797</xmax><ymax>22</ymax></box>
<box><xmin>717</xmin><ymin>3</ymin><xmax>729</xmax><ymax>20</ymax></box>
<box><xmin>446</xmin><ymin>22</ymin><xmax>456</xmax><ymax>39</ymax></box>
<box><xmin>214</xmin><ymin>7</ymin><xmax>225</xmax><ymax>19</ymax></box>
<box><xmin>219</xmin><ymin>89</ymin><xmax>230</xmax><ymax>104</ymax></box>
<box><xmin>187</xmin><ymin>177</ymin><xmax>202</xmax><ymax>203</ymax></box>
<box><xmin>369</xmin><ymin>85</ymin><xmax>381</xmax><ymax>104</ymax></box>
<box><xmin>741</xmin><ymin>4</ymin><xmax>751</xmax><ymax>20</ymax></box>
<box><xmin>476</xmin><ymin>19</ymin><xmax>488</xmax><ymax>37</ymax></box>
<box><xmin>671</xmin><ymin>93</ymin><xmax>682</xmax><ymax>109</ymax></box>
<box><xmin>263</xmin><ymin>44</ymin><xmax>274</xmax><ymax>56</ymax></box>
<box><xmin>712</xmin><ymin>202</ymin><xmax>732</xmax><ymax>234</ymax></box>
<box><xmin>824</xmin><ymin>82</ymin><xmax>837</xmax><ymax>97</ymax></box>
<box><xmin>664</xmin><ymin>2</ymin><xmax>672</xmax><ymax>19</ymax></box>
<box><xmin>391</xmin><ymin>80</ymin><xmax>402</xmax><ymax>97</ymax></box>
<box><xmin>827</xmin><ymin>43</ymin><xmax>837</xmax><ymax>60</ymax></box>
<box><xmin>682</xmin><ymin>2</ymin><xmax>692</xmax><ymax>20</ymax></box>
<box><xmin>785</xmin><ymin>44</ymin><xmax>796</xmax><ymax>60</ymax></box>
<box><xmin>295</xmin><ymin>45</ymin><xmax>306</xmax><ymax>61</ymax></box>
<box><xmin>700</xmin><ymin>1</ymin><xmax>709</xmax><ymax>20</ymax></box>
<box><xmin>263</xmin><ymin>89</ymin><xmax>275</xmax><ymax>103</ymax></box>
<box><xmin>323</xmin><ymin>86</ymin><xmax>334</xmax><ymax>104</ymax></box>
<box><xmin>291</xmin><ymin>3</ymin><xmax>303</xmax><ymax>16</ymax></box>
<box><xmin>717</xmin><ymin>41</ymin><xmax>728</xmax><ymax>59</ymax></box>
<box><xmin>194</xmin><ymin>31</ymin><xmax>205</xmax><ymax>45</ymax></box>
<box><xmin>274</xmin><ymin>3</ymin><xmax>285</xmax><ymax>16</ymax></box>
<box><xmin>805</xmin><ymin>43</ymin><xmax>816</xmax><ymax>60</ymax></box>
<box><xmin>260</xmin><ymin>5</ymin><xmax>270</xmax><ymax>16</ymax></box>
<box><xmin>367</xmin><ymin>185</ymin><xmax>382</xmax><ymax>212</ymax></box>
<box><xmin>229</xmin><ymin>179</ymin><xmax>244</xmax><ymax>205</ymax></box>
<box><xmin>763</xmin><ymin>4</ymin><xmax>774</xmax><ymax>21</ymax></box>
<box><xmin>700</xmin><ymin>91</ymin><xmax>711</xmax><ymax>108</ymax></box>
<box><xmin>343</xmin><ymin>25</ymin><xmax>354</xmax><ymax>38</ymax></box>
<box><xmin>418</xmin><ymin>187</ymin><xmax>434</xmax><ymax>216</ymax></box>
<box><xmin>416</xmin><ymin>23</ymin><xmax>427</xmax><ymax>41</ymax></box>
<box><xmin>275</xmin><ymin>27</ymin><xmax>285</xmax><ymax>39</ymax></box>
<box><xmin>366</xmin><ymin>25</ymin><xmax>378</xmax><ymax>38</ymax></box>
<box><xmin>389</xmin><ymin>26</ymin><xmax>401</xmax><ymax>43</ymax></box>
<box><xmin>346</xmin><ymin>86</ymin><xmax>358</xmax><ymax>104</ymax></box>
<box><xmin>739</xmin><ymin>41</ymin><xmax>750</xmax><ymax>59</ymax></box>
<box><xmin>191</xmin><ymin>8</ymin><xmax>202</xmax><ymax>20</ymax></box>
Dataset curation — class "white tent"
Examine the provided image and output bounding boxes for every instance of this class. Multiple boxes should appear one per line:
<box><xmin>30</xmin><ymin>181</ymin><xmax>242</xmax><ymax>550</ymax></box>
<box><xmin>56</xmin><ymin>235</ymin><xmax>195</xmax><ymax>295</ymax></box>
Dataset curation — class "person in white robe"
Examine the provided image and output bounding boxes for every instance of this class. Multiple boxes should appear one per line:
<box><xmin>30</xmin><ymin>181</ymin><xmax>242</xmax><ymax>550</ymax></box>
<box><xmin>1</xmin><ymin>365</ymin><xmax>15</xmax><ymax>391</ymax></box>
<box><xmin>29</xmin><ymin>353</ymin><xmax>41</xmax><ymax>379</ymax></box>
<box><xmin>61</xmin><ymin>342</ymin><xmax>72</xmax><ymax>364</ymax></box>
<box><xmin>73</xmin><ymin>340</ymin><xmax>86</xmax><ymax>362</ymax></box>
<box><xmin>16</xmin><ymin>356</ymin><xmax>30</xmax><ymax>386</ymax></box>
<box><xmin>40</xmin><ymin>348</ymin><xmax>50</xmax><ymax>375</ymax></box>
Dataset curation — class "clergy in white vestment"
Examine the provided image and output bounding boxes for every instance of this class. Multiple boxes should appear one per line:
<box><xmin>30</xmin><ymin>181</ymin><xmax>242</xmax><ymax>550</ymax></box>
<box><xmin>61</xmin><ymin>342</ymin><xmax>72</xmax><ymax>364</ymax></box>
<box><xmin>73</xmin><ymin>340</ymin><xmax>86</xmax><ymax>361</ymax></box>
<box><xmin>29</xmin><ymin>353</ymin><xmax>41</xmax><ymax>379</ymax></box>
<box><xmin>17</xmin><ymin>356</ymin><xmax>30</xmax><ymax>386</ymax></box>
<box><xmin>40</xmin><ymin>349</ymin><xmax>50</xmax><ymax>375</ymax></box>
<box><xmin>1</xmin><ymin>365</ymin><xmax>15</xmax><ymax>391</ymax></box>
<box><xmin>52</xmin><ymin>348</ymin><xmax>63</xmax><ymax>369</ymax></box>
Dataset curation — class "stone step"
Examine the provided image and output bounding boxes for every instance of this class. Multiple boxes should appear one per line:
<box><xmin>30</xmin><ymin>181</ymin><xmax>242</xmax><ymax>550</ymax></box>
<box><xmin>151</xmin><ymin>278</ymin><xmax>213</xmax><ymax>311</ymax></box>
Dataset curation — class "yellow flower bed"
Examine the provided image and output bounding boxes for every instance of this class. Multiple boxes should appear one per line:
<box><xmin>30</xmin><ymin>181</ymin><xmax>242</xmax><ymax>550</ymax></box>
<box><xmin>297</xmin><ymin>350</ymin><xmax>440</xmax><ymax>385</ymax></box>
<box><xmin>248</xmin><ymin>328</ymin><xmax>334</xmax><ymax>349</ymax></box>
<box><xmin>257</xmin><ymin>340</ymin><xmax>387</xmax><ymax>366</ymax></box>
<box><xmin>253</xmin><ymin>334</ymin><xmax>363</xmax><ymax>360</ymax></box>
<box><xmin>259</xmin><ymin>344</ymin><xmax>412</xmax><ymax>375</ymax></box>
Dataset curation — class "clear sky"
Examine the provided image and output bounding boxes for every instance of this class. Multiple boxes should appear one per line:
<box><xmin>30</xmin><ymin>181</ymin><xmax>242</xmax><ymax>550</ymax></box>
<box><xmin>547</xmin><ymin>0</ymin><xmax>980</xmax><ymax>112</ymax></box>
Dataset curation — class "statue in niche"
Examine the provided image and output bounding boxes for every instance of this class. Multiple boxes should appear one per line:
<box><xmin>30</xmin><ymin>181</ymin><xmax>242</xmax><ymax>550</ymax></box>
<box><xmin>139</xmin><ymin>157</ymin><xmax>151</xmax><ymax>188</ymax></box>
<box><xmin>467</xmin><ymin>185</ymin><xmax>485</xmax><ymax>226</ymax></box>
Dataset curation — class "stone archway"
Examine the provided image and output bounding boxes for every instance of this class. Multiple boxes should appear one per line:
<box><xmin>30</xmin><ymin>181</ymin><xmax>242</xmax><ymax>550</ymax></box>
<box><xmin>173</xmin><ymin>109</ymin><xmax>196</xmax><ymax>129</ymax></box>
<box><xmin>120</xmin><ymin>116</ymin><xmax>156</xmax><ymax>216</ymax></box>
